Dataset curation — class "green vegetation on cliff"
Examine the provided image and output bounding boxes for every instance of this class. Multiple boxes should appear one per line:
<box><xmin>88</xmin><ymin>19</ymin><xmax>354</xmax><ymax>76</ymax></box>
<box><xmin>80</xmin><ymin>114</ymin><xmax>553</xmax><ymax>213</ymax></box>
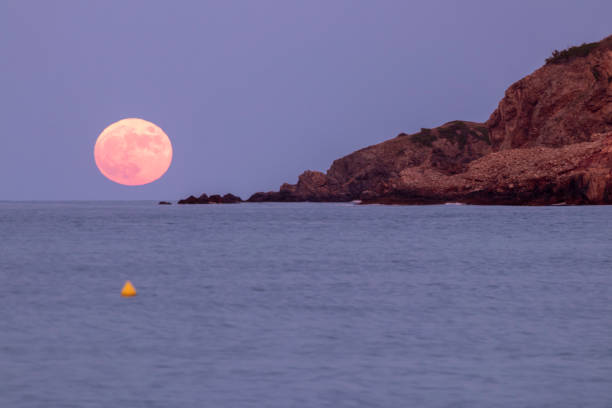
<box><xmin>545</xmin><ymin>41</ymin><xmax>600</xmax><ymax>65</ymax></box>
<box><xmin>409</xmin><ymin>121</ymin><xmax>490</xmax><ymax>148</ymax></box>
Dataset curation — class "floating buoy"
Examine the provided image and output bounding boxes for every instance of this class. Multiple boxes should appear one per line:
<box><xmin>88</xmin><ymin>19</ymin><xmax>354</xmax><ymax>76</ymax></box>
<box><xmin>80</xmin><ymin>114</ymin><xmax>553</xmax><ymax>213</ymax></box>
<box><xmin>121</xmin><ymin>280</ymin><xmax>137</xmax><ymax>297</ymax></box>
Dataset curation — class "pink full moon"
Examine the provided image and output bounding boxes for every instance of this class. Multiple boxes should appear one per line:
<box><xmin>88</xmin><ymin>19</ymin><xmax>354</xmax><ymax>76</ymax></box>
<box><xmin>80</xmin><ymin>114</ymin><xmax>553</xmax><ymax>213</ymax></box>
<box><xmin>94</xmin><ymin>118</ymin><xmax>173</xmax><ymax>186</ymax></box>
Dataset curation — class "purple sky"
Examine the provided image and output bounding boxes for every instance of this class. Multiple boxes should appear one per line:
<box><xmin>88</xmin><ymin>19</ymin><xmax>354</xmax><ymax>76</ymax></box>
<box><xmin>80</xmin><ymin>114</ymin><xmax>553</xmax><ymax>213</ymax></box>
<box><xmin>1</xmin><ymin>1</ymin><xmax>610</xmax><ymax>200</ymax></box>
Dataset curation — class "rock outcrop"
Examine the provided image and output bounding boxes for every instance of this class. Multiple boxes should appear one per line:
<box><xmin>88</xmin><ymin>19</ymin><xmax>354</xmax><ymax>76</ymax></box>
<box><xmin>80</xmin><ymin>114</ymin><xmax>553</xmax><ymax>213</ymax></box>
<box><xmin>178</xmin><ymin>193</ymin><xmax>242</xmax><ymax>204</ymax></box>
<box><xmin>487</xmin><ymin>35</ymin><xmax>612</xmax><ymax>150</ymax></box>
<box><xmin>248</xmin><ymin>34</ymin><xmax>612</xmax><ymax>205</ymax></box>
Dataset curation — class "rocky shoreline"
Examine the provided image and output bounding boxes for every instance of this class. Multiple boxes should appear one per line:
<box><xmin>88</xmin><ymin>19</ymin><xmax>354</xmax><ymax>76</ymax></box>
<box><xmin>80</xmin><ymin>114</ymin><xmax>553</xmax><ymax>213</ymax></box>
<box><xmin>181</xmin><ymin>34</ymin><xmax>612</xmax><ymax>206</ymax></box>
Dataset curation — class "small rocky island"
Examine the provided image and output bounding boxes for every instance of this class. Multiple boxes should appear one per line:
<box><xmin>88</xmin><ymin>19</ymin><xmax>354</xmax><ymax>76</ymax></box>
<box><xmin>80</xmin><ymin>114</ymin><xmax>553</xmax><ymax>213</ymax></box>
<box><xmin>183</xmin><ymin>34</ymin><xmax>612</xmax><ymax>205</ymax></box>
<box><xmin>177</xmin><ymin>193</ymin><xmax>242</xmax><ymax>204</ymax></box>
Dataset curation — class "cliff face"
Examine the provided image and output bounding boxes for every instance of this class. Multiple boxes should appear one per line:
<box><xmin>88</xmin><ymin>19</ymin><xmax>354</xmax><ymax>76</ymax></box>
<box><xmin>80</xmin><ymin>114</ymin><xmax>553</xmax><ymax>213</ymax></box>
<box><xmin>487</xmin><ymin>35</ymin><xmax>612</xmax><ymax>150</ymax></box>
<box><xmin>243</xmin><ymin>34</ymin><xmax>612</xmax><ymax>205</ymax></box>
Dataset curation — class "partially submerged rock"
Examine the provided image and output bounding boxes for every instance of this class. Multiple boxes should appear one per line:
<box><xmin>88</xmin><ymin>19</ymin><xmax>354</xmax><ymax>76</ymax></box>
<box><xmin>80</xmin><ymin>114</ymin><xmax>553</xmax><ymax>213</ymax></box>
<box><xmin>177</xmin><ymin>193</ymin><xmax>242</xmax><ymax>204</ymax></box>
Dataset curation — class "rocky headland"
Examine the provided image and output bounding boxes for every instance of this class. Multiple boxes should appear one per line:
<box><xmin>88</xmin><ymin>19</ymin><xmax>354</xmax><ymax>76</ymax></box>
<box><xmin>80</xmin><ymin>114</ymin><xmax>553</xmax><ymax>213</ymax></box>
<box><xmin>245</xmin><ymin>34</ymin><xmax>612</xmax><ymax>205</ymax></box>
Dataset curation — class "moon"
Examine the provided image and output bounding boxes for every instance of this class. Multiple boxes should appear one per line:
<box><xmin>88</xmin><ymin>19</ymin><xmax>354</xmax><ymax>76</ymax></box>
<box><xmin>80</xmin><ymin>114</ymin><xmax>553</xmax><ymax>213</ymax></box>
<box><xmin>94</xmin><ymin>118</ymin><xmax>173</xmax><ymax>186</ymax></box>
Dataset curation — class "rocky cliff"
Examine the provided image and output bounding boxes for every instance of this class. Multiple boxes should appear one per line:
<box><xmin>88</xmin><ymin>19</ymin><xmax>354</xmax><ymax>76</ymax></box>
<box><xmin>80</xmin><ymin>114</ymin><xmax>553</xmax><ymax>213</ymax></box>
<box><xmin>488</xmin><ymin>36</ymin><xmax>612</xmax><ymax>149</ymax></box>
<box><xmin>248</xmin><ymin>34</ymin><xmax>612</xmax><ymax>205</ymax></box>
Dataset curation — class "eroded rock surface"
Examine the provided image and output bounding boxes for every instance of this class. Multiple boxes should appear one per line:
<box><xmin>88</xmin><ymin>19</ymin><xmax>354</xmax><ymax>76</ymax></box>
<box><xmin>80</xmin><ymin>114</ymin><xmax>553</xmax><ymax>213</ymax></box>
<box><xmin>487</xmin><ymin>35</ymin><xmax>612</xmax><ymax>150</ymax></box>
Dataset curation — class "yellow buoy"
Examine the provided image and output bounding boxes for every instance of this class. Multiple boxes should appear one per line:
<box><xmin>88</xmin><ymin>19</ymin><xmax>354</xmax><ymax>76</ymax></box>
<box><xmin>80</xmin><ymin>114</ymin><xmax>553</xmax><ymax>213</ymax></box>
<box><xmin>121</xmin><ymin>280</ymin><xmax>137</xmax><ymax>297</ymax></box>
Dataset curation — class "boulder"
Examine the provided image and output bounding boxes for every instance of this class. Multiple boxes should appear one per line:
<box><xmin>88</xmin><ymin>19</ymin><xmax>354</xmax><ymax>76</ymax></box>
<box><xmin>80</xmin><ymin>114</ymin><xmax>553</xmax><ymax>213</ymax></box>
<box><xmin>221</xmin><ymin>193</ymin><xmax>242</xmax><ymax>203</ymax></box>
<box><xmin>177</xmin><ymin>195</ymin><xmax>199</xmax><ymax>204</ymax></box>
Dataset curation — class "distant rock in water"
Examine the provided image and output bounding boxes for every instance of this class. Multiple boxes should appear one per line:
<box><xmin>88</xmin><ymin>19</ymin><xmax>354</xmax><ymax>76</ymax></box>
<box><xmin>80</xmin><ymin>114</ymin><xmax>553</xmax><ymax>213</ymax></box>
<box><xmin>178</xmin><ymin>193</ymin><xmax>242</xmax><ymax>204</ymax></box>
<box><xmin>177</xmin><ymin>195</ymin><xmax>199</xmax><ymax>204</ymax></box>
<box><xmin>220</xmin><ymin>194</ymin><xmax>242</xmax><ymax>203</ymax></box>
<box><xmin>158</xmin><ymin>201</ymin><xmax>172</xmax><ymax>205</ymax></box>
<box><xmin>208</xmin><ymin>194</ymin><xmax>223</xmax><ymax>203</ymax></box>
<box><xmin>248</xmin><ymin>33</ymin><xmax>612</xmax><ymax>205</ymax></box>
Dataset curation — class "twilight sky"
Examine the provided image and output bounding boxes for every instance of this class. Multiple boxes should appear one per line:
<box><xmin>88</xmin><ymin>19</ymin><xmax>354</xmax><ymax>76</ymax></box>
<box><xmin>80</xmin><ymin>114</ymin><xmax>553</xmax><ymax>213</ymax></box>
<box><xmin>1</xmin><ymin>1</ymin><xmax>610</xmax><ymax>200</ymax></box>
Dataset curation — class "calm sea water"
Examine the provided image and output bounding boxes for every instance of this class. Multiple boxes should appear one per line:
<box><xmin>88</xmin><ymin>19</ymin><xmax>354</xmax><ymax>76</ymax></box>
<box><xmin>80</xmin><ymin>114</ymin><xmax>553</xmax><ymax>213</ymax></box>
<box><xmin>0</xmin><ymin>201</ymin><xmax>611</xmax><ymax>407</ymax></box>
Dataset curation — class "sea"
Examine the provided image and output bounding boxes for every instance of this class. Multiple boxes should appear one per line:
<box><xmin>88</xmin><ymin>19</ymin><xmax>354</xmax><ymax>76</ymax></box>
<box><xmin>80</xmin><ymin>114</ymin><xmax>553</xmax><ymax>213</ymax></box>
<box><xmin>0</xmin><ymin>201</ymin><xmax>611</xmax><ymax>407</ymax></box>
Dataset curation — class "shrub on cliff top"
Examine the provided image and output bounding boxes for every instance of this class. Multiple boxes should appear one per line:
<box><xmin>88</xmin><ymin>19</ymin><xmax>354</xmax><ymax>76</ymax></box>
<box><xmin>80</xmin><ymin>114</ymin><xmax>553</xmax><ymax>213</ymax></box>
<box><xmin>411</xmin><ymin>122</ymin><xmax>490</xmax><ymax>149</ymax></box>
<box><xmin>410</xmin><ymin>128</ymin><xmax>436</xmax><ymax>147</ymax></box>
<box><xmin>545</xmin><ymin>41</ymin><xmax>599</xmax><ymax>65</ymax></box>
<box><xmin>438</xmin><ymin>122</ymin><xmax>470</xmax><ymax>149</ymax></box>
